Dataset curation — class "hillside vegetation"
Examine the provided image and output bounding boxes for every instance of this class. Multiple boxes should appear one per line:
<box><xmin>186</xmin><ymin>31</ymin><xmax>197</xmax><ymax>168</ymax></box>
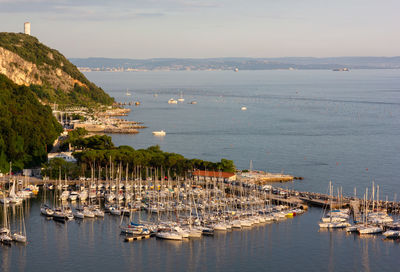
<box><xmin>0</xmin><ymin>74</ymin><xmax>63</xmax><ymax>172</ymax></box>
<box><xmin>0</xmin><ymin>32</ymin><xmax>114</xmax><ymax>107</ymax></box>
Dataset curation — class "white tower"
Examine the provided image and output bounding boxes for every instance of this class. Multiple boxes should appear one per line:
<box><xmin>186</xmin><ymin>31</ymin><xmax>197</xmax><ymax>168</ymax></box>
<box><xmin>24</xmin><ymin>22</ymin><xmax>31</xmax><ymax>35</ymax></box>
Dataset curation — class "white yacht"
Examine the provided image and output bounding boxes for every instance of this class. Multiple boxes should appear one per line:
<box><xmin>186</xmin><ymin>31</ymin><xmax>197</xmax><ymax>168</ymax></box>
<box><xmin>152</xmin><ymin>130</ymin><xmax>166</xmax><ymax>136</ymax></box>
<box><xmin>358</xmin><ymin>226</ymin><xmax>383</xmax><ymax>234</ymax></box>
<box><xmin>156</xmin><ymin>230</ymin><xmax>183</xmax><ymax>240</ymax></box>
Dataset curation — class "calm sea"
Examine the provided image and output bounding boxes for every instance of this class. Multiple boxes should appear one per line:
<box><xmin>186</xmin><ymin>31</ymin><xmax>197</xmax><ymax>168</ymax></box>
<box><xmin>88</xmin><ymin>69</ymin><xmax>400</xmax><ymax>198</ymax></box>
<box><xmin>1</xmin><ymin>69</ymin><xmax>399</xmax><ymax>272</ymax></box>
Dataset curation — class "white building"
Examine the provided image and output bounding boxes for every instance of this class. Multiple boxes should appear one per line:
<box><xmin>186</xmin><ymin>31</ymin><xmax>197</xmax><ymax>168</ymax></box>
<box><xmin>47</xmin><ymin>152</ymin><xmax>77</xmax><ymax>163</ymax></box>
<box><xmin>24</xmin><ymin>22</ymin><xmax>30</xmax><ymax>35</ymax></box>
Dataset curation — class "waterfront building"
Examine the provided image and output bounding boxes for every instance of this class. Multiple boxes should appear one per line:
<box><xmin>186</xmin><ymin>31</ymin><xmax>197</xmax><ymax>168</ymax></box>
<box><xmin>47</xmin><ymin>152</ymin><xmax>77</xmax><ymax>163</ymax></box>
<box><xmin>192</xmin><ymin>170</ymin><xmax>236</xmax><ymax>182</ymax></box>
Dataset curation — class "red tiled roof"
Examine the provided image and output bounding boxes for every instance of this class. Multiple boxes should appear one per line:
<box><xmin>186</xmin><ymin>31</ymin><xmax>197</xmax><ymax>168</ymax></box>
<box><xmin>193</xmin><ymin>170</ymin><xmax>235</xmax><ymax>178</ymax></box>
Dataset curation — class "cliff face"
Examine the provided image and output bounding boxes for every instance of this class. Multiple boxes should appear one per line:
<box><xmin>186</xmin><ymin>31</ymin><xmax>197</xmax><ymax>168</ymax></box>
<box><xmin>0</xmin><ymin>46</ymin><xmax>42</xmax><ymax>86</ymax></box>
<box><xmin>0</xmin><ymin>32</ymin><xmax>114</xmax><ymax>106</ymax></box>
<box><xmin>0</xmin><ymin>47</ymin><xmax>86</xmax><ymax>91</ymax></box>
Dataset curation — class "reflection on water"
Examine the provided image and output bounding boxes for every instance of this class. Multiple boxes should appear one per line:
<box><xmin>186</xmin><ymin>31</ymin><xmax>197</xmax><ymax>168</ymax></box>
<box><xmin>0</xmin><ymin>197</ymin><xmax>399</xmax><ymax>271</ymax></box>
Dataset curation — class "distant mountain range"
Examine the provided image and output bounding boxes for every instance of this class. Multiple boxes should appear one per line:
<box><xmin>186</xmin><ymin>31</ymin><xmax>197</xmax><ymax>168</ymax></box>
<box><xmin>70</xmin><ymin>57</ymin><xmax>400</xmax><ymax>71</ymax></box>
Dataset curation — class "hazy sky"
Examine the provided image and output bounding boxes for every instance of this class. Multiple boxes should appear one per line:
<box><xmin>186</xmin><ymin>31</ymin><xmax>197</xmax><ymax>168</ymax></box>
<box><xmin>0</xmin><ymin>0</ymin><xmax>399</xmax><ymax>58</ymax></box>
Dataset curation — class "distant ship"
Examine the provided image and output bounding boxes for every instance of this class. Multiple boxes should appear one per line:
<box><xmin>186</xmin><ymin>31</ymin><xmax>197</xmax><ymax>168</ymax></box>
<box><xmin>168</xmin><ymin>98</ymin><xmax>178</xmax><ymax>104</ymax></box>
<box><xmin>234</xmin><ymin>68</ymin><xmax>239</xmax><ymax>72</ymax></box>
<box><xmin>152</xmin><ymin>130</ymin><xmax>166</xmax><ymax>136</ymax></box>
<box><xmin>190</xmin><ymin>101</ymin><xmax>197</xmax><ymax>104</ymax></box>
<box><xmin>241</xmin><ymin>106</ymin><xmax>247</xmax><ymax>111</ymax></box>
<box><xmin>332</xmin><ymin>68</ymin><xmax>349</xmax><ymax>71</ymax></box>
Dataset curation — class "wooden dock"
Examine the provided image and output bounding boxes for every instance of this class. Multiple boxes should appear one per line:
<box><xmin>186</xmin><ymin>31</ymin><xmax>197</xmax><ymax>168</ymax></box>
<box><xmin>124</xmin><ymin>234</ymin><xmax>151</xmax><ymax>242</ymax></box>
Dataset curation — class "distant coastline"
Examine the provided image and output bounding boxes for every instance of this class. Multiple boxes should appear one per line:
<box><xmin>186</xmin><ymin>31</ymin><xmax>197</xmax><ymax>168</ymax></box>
<box><xmin>71</xmin><ymin>56</ymin><xmax>400</xmax><ymax>72</ymax></box>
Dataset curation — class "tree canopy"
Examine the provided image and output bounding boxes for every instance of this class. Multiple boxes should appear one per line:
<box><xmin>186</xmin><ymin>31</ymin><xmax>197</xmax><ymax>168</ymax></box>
<box><xmin>0</xmin><ymin>74</ymin><xmax>63</xmax><ymax>173</ymax></box>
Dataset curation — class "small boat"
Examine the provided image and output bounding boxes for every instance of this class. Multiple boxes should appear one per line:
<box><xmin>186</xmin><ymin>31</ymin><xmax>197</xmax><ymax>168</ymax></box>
<box><xmin>135</xmin><ymin>101</ymin><xmax>140</xmax><ymax>106</ymax></box>
<box><xmin>73</xmin><ymin>211</ymin><xmax>85</xmax><ymax>219</ymax></box>
<box><xmin>40</xmin><ymin>204</ymin><xmax>54</xmax><ymax>216</ymax></box>
<box><xmin>1</xmin><ymin>195</ymin><xmax>11</xmax><ymax>239</ymax></box>
<box><xmin>213</xmin><ymin>222</ymin><xmax>228</xmax><ymax>231</ymax></box>
<box><xmin>241</xmin><ymin>106</ymin><xmax>247</xmax><ymax>111</ymax></box>
<box><xmin>190</xmin><ymin>101</ymin><xmax>197</xmax><ymax>104</ymax></box>
<box><xmin>52</xmin><ymin>211</ymin><xmax>68</xmax><ymax>223</ymax></box>
<box><xmin>383</xmin><ymin>230</ymin><xmax>400</xmax><ymax>239</ymax></box>
<box><xmin>156</xmin><ymin>230</ymin><xmax>183</xmax><ymax>240</ymax></box>
<box><xmin>12</xmin><ymin>203</ymin><xmax>27</xmax><ymax>243</ymax></box>
<box><xmin>69</xmin><ymin>191</ymin><xmax>79</xmax><ymax>201</ymax></box>
<box><xmin>0</xmin><ymin>233</ymin><xmax>12</xmax><ymax>245</ymax></box>
<box><xmin>152</xmin><ymin>130</ymin><xmax>166</xmax><ymax>136</ymax></box>
<box><xmin>178</xmin><ymin>92</ymin><xmax>184</xmax><ymax>102</ymax></box>
<box><xmin>358</xmin><ymin>226</ymin><xmax>383</xmax><ymax>234</ymax></box>
<box><xmin>319</xmin><ymin>222</ymin><xmax>350</xmax><ymax>228</ymax></box>
<box><xmin>168</xmin><ymin>98</ymin><xmax>178</xmax><ymax>104</ymax></box>
<box><xmin>93</xmin><ymin>209</ymin><xmax>105</xmax><ymax>217</ymax></box>
<box><xmin>12</xmin><ymin>233</ymin><xmax>27</xmax><ymax>243</ymax></box>
<box><xmin>83</xmin><ymin>208</ymin><xmax>95</xmax><ymax>218</ymax></box>
<box><xmin>188</xmin><ymin>229</ymin><xmax>202</xmax><ymax>238</ymax></box>
<box><xmin>345</xmin><ymin>225</ymin><xmax>358</xmax><ymax>232</ymax></box>
<box><xmin>60</xmin><ymin>191</ymin><xmax>70</xmax><ymax>201</ymax></box>
<box><xmin>109</xmin><ymin>206</ymin><xmax>121</xmax><ymax>216</ymax></box>
<box><xmin>126</xmin><ymin>89</ymin><xmax>131</xmax><ymax>96</ymax></box>
<box><xmin>201</xmin><ymin>228</ymin><xmax>214</xmax><ymax>236</ymax></box>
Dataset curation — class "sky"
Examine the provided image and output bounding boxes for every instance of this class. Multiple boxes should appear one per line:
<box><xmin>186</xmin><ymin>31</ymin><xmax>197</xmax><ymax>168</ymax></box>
<box><xmin>0</xmin><ymin>0</ymin><xmax>399</xmax><ymax>59</ymax></box>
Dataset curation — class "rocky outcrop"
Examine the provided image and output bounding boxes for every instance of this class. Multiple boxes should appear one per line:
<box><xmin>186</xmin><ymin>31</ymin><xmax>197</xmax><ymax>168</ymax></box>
<box><xmin>0</xmin><ymin>47</ymin><xmax>42</xmax><ymax>86</ymax></box>
<box><xmin>0</xmin><ymin>46</ymin><xmax>85</xmax><ymax>91</ymax></box>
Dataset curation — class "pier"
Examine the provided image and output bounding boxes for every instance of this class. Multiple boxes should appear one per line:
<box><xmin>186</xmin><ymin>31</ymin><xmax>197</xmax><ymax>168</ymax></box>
<box><xmin>2</xmin><ymin>175</ymin><xmax>400</xmax><ymax>214</ymax></box>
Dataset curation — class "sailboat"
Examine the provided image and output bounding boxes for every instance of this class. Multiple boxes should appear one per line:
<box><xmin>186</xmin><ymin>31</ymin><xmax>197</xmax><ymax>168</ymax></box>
<box><xmin>0</xmin><ymin>194</ymin><xmax>12</xmax><ymax>244</ymax></box>
<box><xmin>8</xmin><ymin>180</ymin><xmax>23</xmax><ymax>204</ymax></box>
<box><xmin>12</xmin><ymin>204</ymin><xmax>27</xmax><ymax>243</ymax></box>
<box><xmin>357</xmin><ymin>187</ymin><xmax>383</xmax><ymax>234</ymax></box>
<box><xmin>318</xmin><ymin>182</ymin><xmax>350</xmax><ymax>229</ymax></box>
<box><xmin>40</xmin><ymin>185</ymin><xmax>54</xmax><ymax>217</ymax></box>
<box><xmin>126</xmin><ymin>89</ymin><xmax>131</xmax><ymax>96</ymax></box>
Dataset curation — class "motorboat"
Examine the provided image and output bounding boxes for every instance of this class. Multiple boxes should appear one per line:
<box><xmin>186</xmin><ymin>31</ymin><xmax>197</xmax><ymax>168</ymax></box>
<box><xmin>0</xmin><ymin>233</ymin><xmax>12</xmax><ymax>244</ymax></box>
<box><xmin>83</xmin><ymin>208</ymin><xmax>95</xmax><ymax>218</ymax></box>
<box><xmin>73</xmin><ymin>211</ymin><xmax>85</xmax><ymax>219</ymax></box>
<box><xmin>69</xmin><ymin>191</ymin><xmax>79</xmax><ymax>201</ymax></box>
<box><xmin>319</xmin><ymin>222</ymin><xmax>350</xmax><ymax>228</ymax></box>
<box><xmin>40</xmin><ymin>204</ymin><xmax>54</xmax><ymax>216</ymax></box>
<box><xmin>383</xmin><ymin>230</ymin><xmax>400</xmax><ymax>239</ymax></box>
<box><xmin>213</xmin><ymin>222</ymin><xmax>228</xmax><ymax>231</ymax></box>
<box><xmin>12</xmin><ymin>233</ymin><xmax>27</xmax><ymax>243</ymax></box>
<box><xmin>93</xmin><ymin>209</ymin><xmax>105</xmax><ymax>217</ymax></box>
<box><xmin>60</xmin><ymin>191</ymin><xmax>70</xmax><ymax>201</ymax></box>
<box><xmin>156</xmin><ymin>230</ymin><xmax>183</xmax><ymax>240</ymax></box>
<box><xmin>345</xmin><ymin>225</ymin><xmax>358</xmax><ymax>232</ymax></box>
<box><xmin>358</xmin><ymin>226</ymin><xmax>383</xmax><ymax>234</ymax></box>
<box><xmin>168</xmin><ymin>98</ymin><xmax>178</xmax><ymax>104</ymax></box>
<box><xmin>152</xmin><ymin>130</ymin><xmax>166</xmax><ymax>136</ymax></box>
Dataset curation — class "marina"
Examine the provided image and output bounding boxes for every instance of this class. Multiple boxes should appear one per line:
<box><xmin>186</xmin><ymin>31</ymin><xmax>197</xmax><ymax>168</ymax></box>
<box><xmin>1</xmin><ymin>69</ymin><xmax>400</xmax><ymax>271</ymax></box>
